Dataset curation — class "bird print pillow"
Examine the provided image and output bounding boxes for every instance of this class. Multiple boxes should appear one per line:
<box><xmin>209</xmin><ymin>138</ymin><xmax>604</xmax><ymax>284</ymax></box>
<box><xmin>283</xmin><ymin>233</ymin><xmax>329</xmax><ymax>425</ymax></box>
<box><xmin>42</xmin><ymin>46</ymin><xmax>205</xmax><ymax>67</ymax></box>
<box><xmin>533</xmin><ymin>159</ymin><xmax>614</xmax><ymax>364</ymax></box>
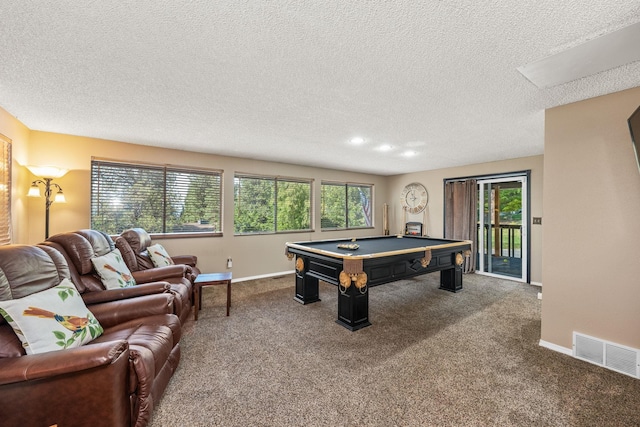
<box><xmin>0</xmin><ymin>279</ymin><xmax>103</xmax><ymax>355</ymax></box>
<box><xmin>147</xmin><ymin>244</ymin><xmax>175</xmax><ymax>268</ymax></box>
<box><xmin>91</xmin><ymin>248</ymin><xmax>137</xmax><ymax>289</ymax></box>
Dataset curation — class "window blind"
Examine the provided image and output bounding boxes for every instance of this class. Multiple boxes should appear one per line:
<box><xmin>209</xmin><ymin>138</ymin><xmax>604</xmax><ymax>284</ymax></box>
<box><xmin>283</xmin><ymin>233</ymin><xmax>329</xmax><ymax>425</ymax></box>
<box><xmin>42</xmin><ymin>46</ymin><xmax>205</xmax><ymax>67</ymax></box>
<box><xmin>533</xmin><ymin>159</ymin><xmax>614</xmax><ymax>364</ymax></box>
<box><xmin>0</xmin><ymin>134</ymin><xmax>11</xmax><ymax>245</ymax></box>
<box><xmin>91</xmin><ymin>160</ymin><xmax>222</xmax><ymax>235</ymax></box>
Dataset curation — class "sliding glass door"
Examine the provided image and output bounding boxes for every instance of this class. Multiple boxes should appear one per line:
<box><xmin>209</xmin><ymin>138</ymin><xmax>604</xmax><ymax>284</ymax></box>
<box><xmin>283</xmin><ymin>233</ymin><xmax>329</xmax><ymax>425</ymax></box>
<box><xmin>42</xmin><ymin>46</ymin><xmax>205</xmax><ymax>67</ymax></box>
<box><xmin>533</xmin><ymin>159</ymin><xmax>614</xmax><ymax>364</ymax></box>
<box><xmin>477</xmin><ymin>175</ymin><xmax>528</xmax><ymax>282</ymax></box>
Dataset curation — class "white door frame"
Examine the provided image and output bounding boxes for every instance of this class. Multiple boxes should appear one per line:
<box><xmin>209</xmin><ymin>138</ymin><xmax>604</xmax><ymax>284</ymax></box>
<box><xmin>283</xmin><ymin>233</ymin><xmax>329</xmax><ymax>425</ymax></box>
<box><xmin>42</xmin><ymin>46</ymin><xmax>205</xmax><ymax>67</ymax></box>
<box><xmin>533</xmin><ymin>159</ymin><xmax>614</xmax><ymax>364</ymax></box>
<box><xmin>477</xmin><ymin>174</ymin><xmax>528</xmax><ymax>283</ymax></box>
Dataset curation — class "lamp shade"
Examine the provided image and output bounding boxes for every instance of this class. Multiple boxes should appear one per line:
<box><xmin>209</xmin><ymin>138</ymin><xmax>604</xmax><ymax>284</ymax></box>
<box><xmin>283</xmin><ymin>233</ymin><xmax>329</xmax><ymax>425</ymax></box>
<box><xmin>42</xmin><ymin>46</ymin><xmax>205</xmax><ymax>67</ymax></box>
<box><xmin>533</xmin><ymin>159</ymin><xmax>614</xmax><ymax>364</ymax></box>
<box><xmin>54</xmin><ymin>190</ymin><xmax>66</xmax><ymax>203</ymax></box>
<box><xmin>27</xmin><ymin>184</ymin><xmax>41</xmax><ymax>197</ymax></box>
<box><xmin>26</xmin><ymin>165</ymin><xmax>68</xmax><ymax>179</ymax></box>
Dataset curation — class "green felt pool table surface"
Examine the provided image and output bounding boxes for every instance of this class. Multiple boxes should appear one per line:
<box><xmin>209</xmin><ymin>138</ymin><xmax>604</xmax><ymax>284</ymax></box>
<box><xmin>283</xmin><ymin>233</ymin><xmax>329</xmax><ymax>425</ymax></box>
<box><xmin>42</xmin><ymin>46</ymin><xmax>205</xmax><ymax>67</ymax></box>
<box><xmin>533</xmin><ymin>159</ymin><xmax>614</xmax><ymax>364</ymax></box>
<box><xmin>286</xmin><ymin>235</ymin><xmax>470</xmax><ymax>259</ymax></box>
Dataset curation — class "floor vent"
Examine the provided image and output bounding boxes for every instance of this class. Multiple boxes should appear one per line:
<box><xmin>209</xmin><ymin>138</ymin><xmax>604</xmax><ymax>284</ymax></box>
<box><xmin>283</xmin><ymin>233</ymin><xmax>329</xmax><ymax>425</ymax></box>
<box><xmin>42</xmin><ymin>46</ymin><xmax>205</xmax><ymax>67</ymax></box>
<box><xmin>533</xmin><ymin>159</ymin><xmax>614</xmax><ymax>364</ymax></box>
<box><xmin>573</xmin><ymin>332</ymin><xmax>639</xmax><ymax>379</ymax></box>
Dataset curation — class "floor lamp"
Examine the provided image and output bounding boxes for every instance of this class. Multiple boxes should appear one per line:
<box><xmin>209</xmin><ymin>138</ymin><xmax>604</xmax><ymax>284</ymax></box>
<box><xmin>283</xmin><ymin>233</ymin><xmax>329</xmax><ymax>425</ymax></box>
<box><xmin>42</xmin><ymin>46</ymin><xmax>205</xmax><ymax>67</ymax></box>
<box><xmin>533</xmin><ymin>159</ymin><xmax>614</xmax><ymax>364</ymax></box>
<box><xmin>27</xmin><ymin>165</ymin><xmax>68</xmax><ymax>239</ymax></box>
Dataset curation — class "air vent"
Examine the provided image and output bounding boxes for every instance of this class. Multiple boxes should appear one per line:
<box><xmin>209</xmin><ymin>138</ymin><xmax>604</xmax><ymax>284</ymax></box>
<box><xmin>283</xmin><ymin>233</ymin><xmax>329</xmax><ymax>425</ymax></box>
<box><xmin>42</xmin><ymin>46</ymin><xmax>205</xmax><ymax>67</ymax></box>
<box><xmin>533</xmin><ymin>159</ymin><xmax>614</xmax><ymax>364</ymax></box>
<box><xmin>574</xmin><ymin>334</ymin><xmax>604</xmax><ymax>364</ymax></box>
<box><xmin>573</xmin><ymin>332</ymin><xmax>639</xmax><ymax>379</ymax></box>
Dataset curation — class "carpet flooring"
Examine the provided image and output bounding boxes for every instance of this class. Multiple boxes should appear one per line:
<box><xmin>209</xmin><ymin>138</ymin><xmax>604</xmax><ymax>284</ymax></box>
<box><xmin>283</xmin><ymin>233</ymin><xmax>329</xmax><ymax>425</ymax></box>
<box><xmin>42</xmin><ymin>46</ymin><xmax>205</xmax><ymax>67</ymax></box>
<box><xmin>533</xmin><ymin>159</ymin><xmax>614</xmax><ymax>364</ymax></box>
<box><xmin>149</xmin><ymin>273</ymin><xmax>640</xmax><ymax>426</ymax></box>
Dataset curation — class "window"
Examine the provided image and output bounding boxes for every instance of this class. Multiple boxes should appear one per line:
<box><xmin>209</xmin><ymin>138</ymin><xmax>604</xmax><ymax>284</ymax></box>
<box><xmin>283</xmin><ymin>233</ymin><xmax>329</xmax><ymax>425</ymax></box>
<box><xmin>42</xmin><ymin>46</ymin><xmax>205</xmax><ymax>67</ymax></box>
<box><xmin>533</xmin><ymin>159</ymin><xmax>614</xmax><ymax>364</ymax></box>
<box><xmin>91</xmin><ymin>159</ymin><xmax>222</xmax><ymax>236</ymax></box>
<box><xmin>321</xmin><ymin>182</ymin><xmax>373</xmax><ymax>230</ymax></box>
<box><xmin>0</xmin><ymin>134</ymin><xmax>11</xmax><ymax>245</ymax></box>
<box><xmin>234</xmin><ymin>174</ymin><xmax>312</xmax><ymax>234</ymax></box>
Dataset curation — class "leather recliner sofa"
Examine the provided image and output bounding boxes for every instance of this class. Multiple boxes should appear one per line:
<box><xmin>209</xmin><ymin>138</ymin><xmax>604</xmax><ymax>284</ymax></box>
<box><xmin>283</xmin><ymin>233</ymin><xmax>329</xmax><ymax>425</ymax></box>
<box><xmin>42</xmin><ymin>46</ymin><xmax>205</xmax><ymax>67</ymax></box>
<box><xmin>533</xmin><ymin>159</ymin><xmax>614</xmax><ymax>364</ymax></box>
<box><xmin>44</xmin><ymin>229</ymin><xmax>193</xmax><ymax>324</ymax></box>
<box><xmin>119</xmin><ymin>227</ymin><xmax>201</xmax><ymax>282</ymax></box>
<box><xmin>0</xmin><ymin>244</ymin><xmax>181</xmax><ymax>427</ymax></box>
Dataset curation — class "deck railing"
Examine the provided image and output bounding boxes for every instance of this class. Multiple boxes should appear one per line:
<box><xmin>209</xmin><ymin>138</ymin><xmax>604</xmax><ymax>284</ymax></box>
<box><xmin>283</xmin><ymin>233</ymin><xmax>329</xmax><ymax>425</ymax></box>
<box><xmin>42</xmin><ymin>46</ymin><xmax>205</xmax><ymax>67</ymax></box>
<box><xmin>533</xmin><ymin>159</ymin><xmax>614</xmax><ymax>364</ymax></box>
<box><xmin>478</xmin><ymin>223</ymin><xmax>522</xmax><ymax>258</ymax></box>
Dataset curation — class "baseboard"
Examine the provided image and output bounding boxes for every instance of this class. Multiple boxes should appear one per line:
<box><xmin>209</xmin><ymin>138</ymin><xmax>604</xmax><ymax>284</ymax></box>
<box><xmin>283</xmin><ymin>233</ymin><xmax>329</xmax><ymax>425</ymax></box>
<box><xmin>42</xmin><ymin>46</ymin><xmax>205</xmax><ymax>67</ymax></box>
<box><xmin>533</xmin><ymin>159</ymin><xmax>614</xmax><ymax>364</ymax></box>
<box><xmin>539</xmin><ymin>339</ymin><xmax>573</xmax><ymax>356</ymax></box>
<box><xmin>232</xmin><ymin>270</ymin><xmax>294</xmax><ymax>283</ymax></box>
<box><xmin>530</xmin><ymin>281</ymin><xmax>542</xmax><ymax>287</ymax></box>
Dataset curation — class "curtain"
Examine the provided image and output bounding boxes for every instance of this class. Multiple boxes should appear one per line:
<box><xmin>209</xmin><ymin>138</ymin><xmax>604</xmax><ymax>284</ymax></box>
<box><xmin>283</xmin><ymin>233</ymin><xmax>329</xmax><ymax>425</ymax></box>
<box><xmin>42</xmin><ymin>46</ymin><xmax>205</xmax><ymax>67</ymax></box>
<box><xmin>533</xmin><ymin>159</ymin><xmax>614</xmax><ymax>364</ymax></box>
<box><xmin>444</xmin><ymin>179</ymin><xmax>477</xmax><ymax>273</ymax></box>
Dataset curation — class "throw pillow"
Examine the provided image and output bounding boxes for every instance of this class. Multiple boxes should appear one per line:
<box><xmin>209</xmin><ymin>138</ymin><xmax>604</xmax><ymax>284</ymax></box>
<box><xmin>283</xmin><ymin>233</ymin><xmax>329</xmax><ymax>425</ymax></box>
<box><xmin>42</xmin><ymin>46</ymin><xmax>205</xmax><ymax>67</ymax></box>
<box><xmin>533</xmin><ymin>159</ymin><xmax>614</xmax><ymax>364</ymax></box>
<box><xmin>0</xmin><ymin>279</ymin><xmax>103</xmax><ymax>355</ymax></box>
<box><xmin>147</xmin><ymin>244</ymin><xmax>175</xmax><ymax>267</ymax></box>
<box><xmin>91</xmin><ymin>248</ymin><xmax>137</xmax><ymax>289</ymax></box>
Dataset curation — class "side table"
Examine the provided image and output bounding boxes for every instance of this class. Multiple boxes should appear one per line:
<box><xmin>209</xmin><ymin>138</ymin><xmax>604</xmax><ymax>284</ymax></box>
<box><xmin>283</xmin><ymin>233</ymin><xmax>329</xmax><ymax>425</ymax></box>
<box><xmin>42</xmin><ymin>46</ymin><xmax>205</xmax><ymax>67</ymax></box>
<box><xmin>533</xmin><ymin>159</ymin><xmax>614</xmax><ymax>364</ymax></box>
<box><xmin>194</xmin><ymin>272</ymin><xmax>232</xmax><ymax>320</ymax></box>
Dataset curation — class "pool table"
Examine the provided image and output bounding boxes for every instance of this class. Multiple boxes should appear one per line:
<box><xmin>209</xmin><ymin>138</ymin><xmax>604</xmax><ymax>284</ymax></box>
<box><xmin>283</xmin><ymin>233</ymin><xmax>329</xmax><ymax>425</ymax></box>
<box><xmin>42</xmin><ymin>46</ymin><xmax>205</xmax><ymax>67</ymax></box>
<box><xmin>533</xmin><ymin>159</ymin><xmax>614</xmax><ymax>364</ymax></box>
<box><xmin>285</xmin><ymin>235</ymin><xmax>472</xmax><ymax>331</ymax></box>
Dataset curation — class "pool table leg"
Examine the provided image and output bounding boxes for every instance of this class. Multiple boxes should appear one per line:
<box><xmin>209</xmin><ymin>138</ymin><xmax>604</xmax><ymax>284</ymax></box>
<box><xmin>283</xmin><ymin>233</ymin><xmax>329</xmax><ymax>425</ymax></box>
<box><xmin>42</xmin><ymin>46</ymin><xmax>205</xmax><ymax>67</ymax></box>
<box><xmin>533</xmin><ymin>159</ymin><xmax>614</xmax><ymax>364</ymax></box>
<box><xmin>336</xmin><ymin>281</ymin><xmax>371</xmax><ymax>331</ymax></box>
<box><xmin>439</xmin><ymin>251</ymin><xmax>464</xmax><ymax>292</ymax></box>
<box><xmin>294</xmin><ymin>260</ymin><xmax>321</xmax><ymax>304</ymax></box>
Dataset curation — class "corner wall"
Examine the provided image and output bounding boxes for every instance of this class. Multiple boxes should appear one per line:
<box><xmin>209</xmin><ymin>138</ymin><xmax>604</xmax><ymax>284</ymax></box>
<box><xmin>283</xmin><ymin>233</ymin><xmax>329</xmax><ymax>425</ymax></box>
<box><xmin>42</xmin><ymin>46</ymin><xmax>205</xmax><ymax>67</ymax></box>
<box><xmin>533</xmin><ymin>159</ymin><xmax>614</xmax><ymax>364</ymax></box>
<box><xmin>386</xmin><ymin>155</ymin><xmax>544</xmax><ymax>285</ymax></box>
<box><xmin>542</xmin><ymin>86</ymin><xmax>640</xmax><ymax>350</ymax></box>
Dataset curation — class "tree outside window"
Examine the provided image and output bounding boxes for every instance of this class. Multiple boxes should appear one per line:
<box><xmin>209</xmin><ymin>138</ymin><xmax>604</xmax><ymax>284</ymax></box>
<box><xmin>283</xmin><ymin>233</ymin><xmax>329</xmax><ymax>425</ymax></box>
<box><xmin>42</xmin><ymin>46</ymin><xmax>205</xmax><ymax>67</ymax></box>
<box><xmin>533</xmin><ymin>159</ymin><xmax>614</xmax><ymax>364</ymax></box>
<box><xmin>234</xmin><ymin>174</ymin><xmax>311</xmax><ymax>234</ymax></box>
<box><xmin>321</xmin><ymin>182</ymin><xmax>373</xmax><ymax>230</ymax></box>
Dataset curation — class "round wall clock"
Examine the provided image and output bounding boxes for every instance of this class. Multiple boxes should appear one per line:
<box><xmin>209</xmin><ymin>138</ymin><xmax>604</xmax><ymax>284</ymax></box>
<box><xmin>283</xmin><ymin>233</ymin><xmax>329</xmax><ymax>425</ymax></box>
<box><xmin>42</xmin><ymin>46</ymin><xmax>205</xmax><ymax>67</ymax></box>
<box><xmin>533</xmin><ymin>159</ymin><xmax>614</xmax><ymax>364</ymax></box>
<box><xmin>400</xmin><ymin>182</ymin><xmax>429</xmax><ymax>214</ymax></box>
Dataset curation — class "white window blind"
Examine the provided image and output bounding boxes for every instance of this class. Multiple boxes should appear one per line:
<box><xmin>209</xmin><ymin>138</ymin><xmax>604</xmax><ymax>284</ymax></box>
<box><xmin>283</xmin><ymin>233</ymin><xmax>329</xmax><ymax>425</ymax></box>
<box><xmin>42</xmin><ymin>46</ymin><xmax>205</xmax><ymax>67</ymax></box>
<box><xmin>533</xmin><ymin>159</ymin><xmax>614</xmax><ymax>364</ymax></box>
<box><xmin>0</xmin><ymin>134</ymin><xmax>11</xmax><ymax>245</ymax></box>
<box><xmin>91</xmin><ymin>159</ymin><xmax>222</xmax><ymax>236</ymax></box>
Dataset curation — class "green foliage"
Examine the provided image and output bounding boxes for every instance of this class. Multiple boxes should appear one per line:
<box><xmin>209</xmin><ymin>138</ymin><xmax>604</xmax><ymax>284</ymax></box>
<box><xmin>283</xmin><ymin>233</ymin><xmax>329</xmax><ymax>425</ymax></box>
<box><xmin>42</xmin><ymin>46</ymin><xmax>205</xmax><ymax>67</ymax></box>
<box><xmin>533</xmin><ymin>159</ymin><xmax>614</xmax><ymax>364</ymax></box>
<box><xmin>500</xmin><ymin>188</ymin><xmax>521</xmax><ymax>213</ymax></box>
<box><xmin>321</xmin><ymin>184</ymin><xmax>346</xmax><ymax>229</ymax></box>
<box><xmin>277</xmin><ymin>181</ymin><xmax>310</xmax><ymax>231</ymax></box>
<box><xmin>234</xmin><ymin>177</ymin><xmax>275</xmax><ymax>233</ymax></box>
<box><xmin>87</xmin><ymin>318</ymin><xmax>102</xmax><ymax>339</ymax></box>
<box><xmin>54</xmin><ymin>330</ymin><xmax>67</xmax><ymax>348</ymax></box>
<box><xmin>0</xmin><ymin>308</ymin><xmax>13</xmax><ymax>323</ymax></box>
<box><xmin>234</xmin><ymin>176</ymin><xmax>311</xmax><ymax>233</ymax></box>
<box><xmin>482</xmin><ymin>186</ymin><xmax>522</xmax><ymax>224</ymax></box>
<box><xmin>321</xmin><ymin>183</ymin><xmax>372</xmax><ymax>229</ymax></box>
<box><xmin>57</xmin><ymin>285</ymin><xmax>76</xmax><ymax>302</ymax></box>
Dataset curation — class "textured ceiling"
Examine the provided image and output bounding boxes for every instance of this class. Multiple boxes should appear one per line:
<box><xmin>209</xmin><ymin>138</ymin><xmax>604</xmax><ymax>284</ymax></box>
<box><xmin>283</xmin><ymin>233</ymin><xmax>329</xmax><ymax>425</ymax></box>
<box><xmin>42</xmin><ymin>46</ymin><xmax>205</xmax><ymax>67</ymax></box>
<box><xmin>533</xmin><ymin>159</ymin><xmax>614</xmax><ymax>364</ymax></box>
<box><xmin>1</xmin><ymin>1</ymin><xmax>639</xmax><ymax>175</ymax></box>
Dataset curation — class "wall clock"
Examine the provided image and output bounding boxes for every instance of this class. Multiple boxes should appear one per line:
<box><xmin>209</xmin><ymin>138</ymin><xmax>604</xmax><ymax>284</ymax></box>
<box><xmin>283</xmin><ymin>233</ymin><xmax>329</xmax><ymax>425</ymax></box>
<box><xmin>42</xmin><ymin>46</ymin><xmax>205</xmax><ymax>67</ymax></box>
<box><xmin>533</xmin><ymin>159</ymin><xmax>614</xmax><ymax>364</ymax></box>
<box><xmin>400</xmin><ymin>182</ymin><xmax>429</xmax><ymax>214</ymax></box>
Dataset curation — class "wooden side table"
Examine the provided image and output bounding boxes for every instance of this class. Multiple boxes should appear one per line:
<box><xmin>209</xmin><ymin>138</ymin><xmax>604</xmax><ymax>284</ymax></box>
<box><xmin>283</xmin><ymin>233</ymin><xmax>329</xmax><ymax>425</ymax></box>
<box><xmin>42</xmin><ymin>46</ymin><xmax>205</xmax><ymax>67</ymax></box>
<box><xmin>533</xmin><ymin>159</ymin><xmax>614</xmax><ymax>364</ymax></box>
<box><xmin>194</xmin><ymin>272</ymin><xmax>232</xmax><ymax>320</ymax></box>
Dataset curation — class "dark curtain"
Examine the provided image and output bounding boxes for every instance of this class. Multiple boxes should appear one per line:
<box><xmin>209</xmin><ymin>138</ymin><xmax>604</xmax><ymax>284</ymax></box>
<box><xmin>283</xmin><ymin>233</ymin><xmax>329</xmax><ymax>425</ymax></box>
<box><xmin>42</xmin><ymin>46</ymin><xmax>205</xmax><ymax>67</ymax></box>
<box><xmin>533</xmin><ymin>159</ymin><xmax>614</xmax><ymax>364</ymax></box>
<box><xmin>444</xmin><ymin>179</ymin><xmax>477</xmax><ymax>273</ymax></box>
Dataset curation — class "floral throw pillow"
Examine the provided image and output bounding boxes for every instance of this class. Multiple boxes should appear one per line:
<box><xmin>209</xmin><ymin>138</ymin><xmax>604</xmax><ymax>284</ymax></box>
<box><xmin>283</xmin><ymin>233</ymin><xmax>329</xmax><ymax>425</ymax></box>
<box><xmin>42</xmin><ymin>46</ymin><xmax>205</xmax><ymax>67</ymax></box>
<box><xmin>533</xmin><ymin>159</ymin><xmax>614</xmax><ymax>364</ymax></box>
<box><xmin>91</xmin><ymin>248</ymin><xmax>137</xmax><ymax>289</ymax></box>
<box><xmin>0</xmin><ymin>279</ymin><xmax>103</xmax><ymax>355</ymax></box>
<box><xmin>147</xmin><ymin>244</ymin><xmax>175</xmax><ymax>267</ymax></box>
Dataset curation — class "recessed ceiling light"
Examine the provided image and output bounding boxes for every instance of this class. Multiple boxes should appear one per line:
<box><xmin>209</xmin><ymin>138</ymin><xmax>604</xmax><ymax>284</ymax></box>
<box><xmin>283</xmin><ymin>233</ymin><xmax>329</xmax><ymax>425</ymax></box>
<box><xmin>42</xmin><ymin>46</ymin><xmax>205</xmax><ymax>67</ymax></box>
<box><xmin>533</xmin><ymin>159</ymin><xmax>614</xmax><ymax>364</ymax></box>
<box><xmin>402</xmin><ymin>150</ymin><xmax>418</xmax><ymax>157</ymax></box>
<box><xmin>378</xmin><ymin>144</ymin><xmax>394</xmax><ymax>151</ymax></box>
<box><xmin>350</xmin><ymin>137</ymin><xmax>365</xmax><ymax>145</ymax></box>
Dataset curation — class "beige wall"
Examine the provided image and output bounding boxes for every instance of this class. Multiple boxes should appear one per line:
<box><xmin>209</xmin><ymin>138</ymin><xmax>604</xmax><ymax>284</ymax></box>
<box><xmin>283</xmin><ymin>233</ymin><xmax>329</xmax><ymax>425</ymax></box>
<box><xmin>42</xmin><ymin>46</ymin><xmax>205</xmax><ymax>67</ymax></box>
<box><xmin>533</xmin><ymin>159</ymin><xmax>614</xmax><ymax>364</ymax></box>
<box><xmin>386</xmin><ymin>155</ymin><xmax>544</xmax><ymax>284</ymax></box>
<box><xmin>23</xmin><ymin>131</ymin><xmax>388</xmax><ymax>279</ymax></box>
<box><xmin>542</xmin><ymin>86</ymin><xmax>640</xmax><ymax>350</ymax></box>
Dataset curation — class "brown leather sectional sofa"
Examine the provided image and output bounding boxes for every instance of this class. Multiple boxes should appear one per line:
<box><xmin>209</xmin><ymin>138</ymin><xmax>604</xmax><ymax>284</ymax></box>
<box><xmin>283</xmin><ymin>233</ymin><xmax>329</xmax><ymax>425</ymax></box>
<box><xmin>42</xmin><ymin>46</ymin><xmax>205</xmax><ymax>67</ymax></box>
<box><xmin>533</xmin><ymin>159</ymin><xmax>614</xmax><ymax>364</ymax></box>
<box><xmin>0</xmin><ymin>230</ymin><xmax>198</xmax><ymax>427</ymax></box>
<box><xmin>46</xmin><ymin>229</ymin><xmax>194</xmax><ymax>324</ymax></box>
<box><xmin>117</xmin><ymin>227</ymin><xmax>201</xmax><ymax>282</ymax></box>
